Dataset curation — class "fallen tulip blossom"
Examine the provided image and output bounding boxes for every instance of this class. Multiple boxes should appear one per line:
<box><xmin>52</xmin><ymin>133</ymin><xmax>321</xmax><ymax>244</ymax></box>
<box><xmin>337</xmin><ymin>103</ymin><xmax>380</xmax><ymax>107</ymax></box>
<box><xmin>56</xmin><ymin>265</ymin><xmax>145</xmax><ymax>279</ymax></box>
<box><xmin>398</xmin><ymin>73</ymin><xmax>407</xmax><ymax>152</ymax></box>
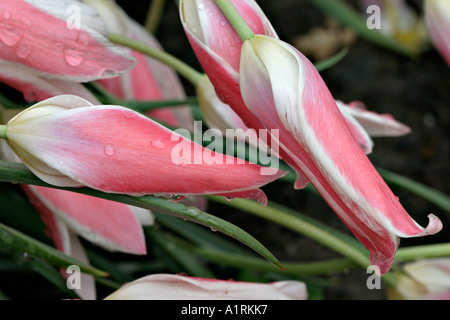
<box><xmin>2</xmin><ymin>95</ymin><xmax>285</xmax><ymax>205</ymax></box>
<box><xmin>0</xmin><ymin>0</ymin><xmax>135</xmax><ymax>82</ymax></box>
<box><xmin>104</xmin><ymin>274</ymin><xmax>308</xmax><ymax>300</ymax></box>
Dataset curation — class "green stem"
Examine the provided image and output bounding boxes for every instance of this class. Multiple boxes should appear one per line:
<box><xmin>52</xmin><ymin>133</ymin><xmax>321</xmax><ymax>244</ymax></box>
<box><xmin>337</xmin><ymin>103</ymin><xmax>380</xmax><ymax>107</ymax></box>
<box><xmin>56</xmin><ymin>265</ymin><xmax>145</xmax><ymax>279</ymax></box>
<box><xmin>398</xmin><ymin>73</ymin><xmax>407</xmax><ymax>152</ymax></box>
<box><xmin>0</xmin><ymin>125</ymin><xmax>7</xmax><ymax>139</ymax></box>
<box><xmin>396</xmin><ymin>243</ymin><xmax>450</xmax><ymax>262</ymax></box>
<box><xmin>107</xmin><ymin>33</ymin><xmax>203</xmax><ymax>86</ymax></box>
<box><xmin>209</xmin><ymin>196</ymin><xmax>370</xmax><ymax>268</ymax></box>
<box><xmin>213</xmin><ymin>0</ymin><xmax>255</xmax><ymax>41</ymax></box>
<box><xmin>192</xmin><ymin>246</ymin><xmax>358</xmax><ymax>276</ymax></box>
<box><xmin>145</xmin><ymin>0</ymin><xmax>166</xmax><ymax>34</ymax></box>
<box><xmin>209</xmin><ymin>196</ymin><xmax>400</xmax><ymax>285</ymax></box>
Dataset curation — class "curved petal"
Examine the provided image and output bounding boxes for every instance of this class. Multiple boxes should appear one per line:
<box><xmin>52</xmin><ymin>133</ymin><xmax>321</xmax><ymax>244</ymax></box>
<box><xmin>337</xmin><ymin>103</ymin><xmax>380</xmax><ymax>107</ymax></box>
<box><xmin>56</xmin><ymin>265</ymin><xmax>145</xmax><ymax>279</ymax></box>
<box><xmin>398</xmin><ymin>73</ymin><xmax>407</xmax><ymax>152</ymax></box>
<box><xmin>24</xmin><ymin>185</ymin><xmax>147</xmax><ymax>254</ymax></box>
<box><xmin>105</xmin><ymin>274</ymin><xmax>307</xmax><ymax>300</ymax></box>
<box><xmin>6</xmin><ymin>95</ymin><xmax>286</xmax><ymax>203</ymax></box>
<box><xmin>21</xmin><ymin>185</ymin><xmax>97</xmax><ymax>300</ymax></box>
<box><xmin>0</xmin><ymin>62</ymin><xmax>100</xmax><ymax>103</ymax></box>
<box><xmin>0</xmin><ymin>0</ymin><xmax>135</xmax><ymax>82</ymax></box>
<box><xmin>240</xmin><ymin>35</ymin><xmax>442</xmax><ymax>274</ymax></box>
<box><xmin>343</xmin><ymin>101</ymin><xmax>411</xmax><ymax>137</ymax></box>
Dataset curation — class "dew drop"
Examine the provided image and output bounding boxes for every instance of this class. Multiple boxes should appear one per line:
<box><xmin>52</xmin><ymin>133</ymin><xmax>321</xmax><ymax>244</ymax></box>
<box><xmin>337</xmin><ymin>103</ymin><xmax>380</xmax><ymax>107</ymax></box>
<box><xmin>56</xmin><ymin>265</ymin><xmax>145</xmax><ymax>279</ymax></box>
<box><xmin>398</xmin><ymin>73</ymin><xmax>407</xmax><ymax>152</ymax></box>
<box><xmin>220</xmin><ymin>20</ymin><xmax>227</xmax><ymax>26</ymax></box>
<box><xmin>100</xmin><ymin>68</ymin><xmax>116</xmax><ymax>78</ymax></box>
<box><xmin>104</xmin><ymin>144</ymin><xmax>115</xmax><ymax>157</ymax></box>
<box><xmin>198</xmin><ymin>2</ymin><xmax>205</xmax><ymax>10</ymax></box>
<box><xmin>225</xmin><ymin>197</ymin><xmax>234</xmax><ymax>202</ymax></box>
<box><xmin>210</xmin><ymin>227</ymin><xmax>217</xmax><ymax>232</ymax></box>
<box><xmin>16</xmin><ymin>43</ymin><xmax>33</xmax><ymax>59</ymax></box>
<box><xmin>64</xmin><ymin>48</ymin><xmax>84</xmax><ymax>67</ymax></box>
<box><xmin>0</xmin><ymin>27</ymin><xmax>23</xmax><ymax>46</ymax></box>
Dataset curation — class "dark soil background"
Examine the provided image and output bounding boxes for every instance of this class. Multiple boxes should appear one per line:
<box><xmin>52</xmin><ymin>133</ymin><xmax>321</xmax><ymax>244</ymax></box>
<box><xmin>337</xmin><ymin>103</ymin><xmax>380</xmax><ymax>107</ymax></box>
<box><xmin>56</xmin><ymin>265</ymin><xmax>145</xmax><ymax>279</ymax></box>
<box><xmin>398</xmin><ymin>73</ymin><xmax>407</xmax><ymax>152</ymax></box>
<box><xmin>113</xmin><ymin>0</ymin><xmax>450</xmax><ymax>300</ymax></box>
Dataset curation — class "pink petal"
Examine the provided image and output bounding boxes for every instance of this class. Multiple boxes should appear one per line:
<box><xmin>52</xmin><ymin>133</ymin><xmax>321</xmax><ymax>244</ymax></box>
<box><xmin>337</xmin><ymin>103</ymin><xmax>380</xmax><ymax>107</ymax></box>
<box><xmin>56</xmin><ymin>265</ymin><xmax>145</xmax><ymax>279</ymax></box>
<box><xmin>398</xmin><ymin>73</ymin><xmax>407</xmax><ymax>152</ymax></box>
<box><xmin>21</xmin><ymin>185</ymin><xmax>96</xmax><ymax>300</ymax></box>
<box><xmin>239</xmin><ymin>36</ymin><xmax>442</xmax><ymax>274</ymax></box>
<box><xmin>0</xmin><ymin>0</ymin><xmax>135</xmax><ymax>82</ymax></box>
<box><xmin>105</xmin><ymin>274</ymin><xmax>307</xmax><ymax>300</ymax></box>
<box><xmin>0</xmin><ymin>62</ymin><xmax>100</xmax><ymax>103</ymax></box>
<box><xmin>344</xmin><ymin>100</ymin><xmax>412</xmax><ymax>137</ymax></box>
<box><xmin>336</xmin><ymin>100</ymin><xmax>374</xmax><ymax>154</ymax></box>
<box><xmin>6</xmin><ymin>95</ymin><xmax>286</xmax><ymax>203</ymax></box>
<box><xmin>24</xmin><ymin>185</ymin><xmax>147</xmax><ymax>254</ymax></box>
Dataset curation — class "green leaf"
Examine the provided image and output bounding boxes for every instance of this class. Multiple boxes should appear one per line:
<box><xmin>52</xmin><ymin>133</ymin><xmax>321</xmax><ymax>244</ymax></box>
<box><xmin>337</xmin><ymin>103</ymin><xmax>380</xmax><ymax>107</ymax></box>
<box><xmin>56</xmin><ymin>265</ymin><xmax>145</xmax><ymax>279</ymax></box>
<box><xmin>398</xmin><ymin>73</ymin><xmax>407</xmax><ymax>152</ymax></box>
<box><xmin>314</xmin><ymin>47</ymin><xmax>349</xmax><ymax>72</ymax></box>
<box><xmin>0</xmin><ymin>221</ymin><xmax>108</xmax><ymax>277</ymax></box>
<box><xmin>0</xmin><ymin>161</ymin><xmax>283</xmax><ymax>270</ymax></box>
<box><xmin>146</xmin><ymin>227</ymin><xmax>216</xmax><ymax>278</ymax></box>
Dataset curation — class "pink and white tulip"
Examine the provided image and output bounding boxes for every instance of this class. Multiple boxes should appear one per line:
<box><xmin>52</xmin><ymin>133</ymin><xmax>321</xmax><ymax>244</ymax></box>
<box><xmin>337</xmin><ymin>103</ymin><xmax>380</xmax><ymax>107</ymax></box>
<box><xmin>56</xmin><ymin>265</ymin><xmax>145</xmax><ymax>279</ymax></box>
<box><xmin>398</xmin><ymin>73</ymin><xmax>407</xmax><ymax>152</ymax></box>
<box><xmin>104</xmin><ymin>274</ymin><xmax>308</xmax><ymax>300</ymax></box>
<box><xmin>84</xmin><ymin>0</ymin><xmax>194</xmax><ymax>130</ymax></box>
<box><xmin>180</xmin><ymin>0</ymin><xmax>442</xmax><ymax>274</ymax></box>
<box><xmin>3</xmin><ymin>95</ymin><xmax>285</xmax><ymax>205</ymax></box>
<box><xmin>0</xmin><ymin>0</ymin><xmax>135</xmax><ymax>82</ymax></box>
<box><xmin>388</xmin><ymin>258</ymin><xmax>450</xmax><ymax>300</ymax></box>
<box><xmin>425</xmin><ymin>0</ymin><xmax>450</xmax><ymax>66</ymax></box>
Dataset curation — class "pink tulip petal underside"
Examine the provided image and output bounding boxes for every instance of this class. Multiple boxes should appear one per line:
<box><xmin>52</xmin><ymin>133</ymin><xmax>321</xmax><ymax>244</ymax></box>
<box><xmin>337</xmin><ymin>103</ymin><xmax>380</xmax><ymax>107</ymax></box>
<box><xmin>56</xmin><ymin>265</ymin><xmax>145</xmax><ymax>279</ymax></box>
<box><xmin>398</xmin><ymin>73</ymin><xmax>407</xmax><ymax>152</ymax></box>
<box><xmin>0</xmin><ymin>62</ymin><xmax>100</xmax><ymax>103</ymax></box>
<box><xmin>7</xmin><ymin>98</ymin><xmax>286</xmax><ymax>201</ymax></box>
<box><xmin>240</xmin><ymin>36</ymin><xmax>442</xmax><ymax>274</ymax></box>
<box><xmin>21</xmin><ymin>185</ymin><xmax>96</xmax><ymax>300</ymax></box>
<box><xmin>25</xmin><ymin>185</ymin><xmax>147</xmax><ymax>254</ymax></box>
<box><xmin>0</xmin><ymin>0</ymin><xmax>135</xmax><ymax>82</ymax></box>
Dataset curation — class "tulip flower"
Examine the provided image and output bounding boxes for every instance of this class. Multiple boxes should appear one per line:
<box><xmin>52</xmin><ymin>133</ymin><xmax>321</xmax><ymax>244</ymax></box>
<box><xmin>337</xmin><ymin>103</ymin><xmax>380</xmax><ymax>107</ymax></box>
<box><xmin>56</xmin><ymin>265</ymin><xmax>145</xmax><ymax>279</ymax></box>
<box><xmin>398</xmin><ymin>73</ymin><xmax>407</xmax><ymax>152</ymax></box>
<box><xmin>1</xmin><ymin>95</ymin><xmax>285</xmax><ymax>205</ymax></box>
<box><xmin>425</xmin><ymin>0</ymin><xmax>450</xmax><ymax>66</ymax></box>
<box><xmin>83</xmin><ymin>0</ymin><xmax>194</xmax><ymax>130</ymax></box>
<box><xmin>180</xmin><ymin>0</ymin><xmax>442</xmax><ymax>274</ymax></box>
<box><xmin>104</xmin><ymin>274</ymin><xmax>308</xmax><ymax>300</ymax></box>
<box><xmin>0</xmin><ymin>0</ymin><xmax>136</xmax><ymax>82</ymax></box>
<box><xmin>387</xmin><ymin>258</ymin><xmax>450</xmax><ymax>300</ymax></box>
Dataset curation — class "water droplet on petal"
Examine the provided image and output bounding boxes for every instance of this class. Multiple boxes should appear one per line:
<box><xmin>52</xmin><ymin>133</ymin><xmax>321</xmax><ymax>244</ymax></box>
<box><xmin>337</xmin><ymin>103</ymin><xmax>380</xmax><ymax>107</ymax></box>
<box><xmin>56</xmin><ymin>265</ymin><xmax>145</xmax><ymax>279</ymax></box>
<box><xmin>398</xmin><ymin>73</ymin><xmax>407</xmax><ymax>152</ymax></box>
<box><xmin>220</xmin><ymin>20</ymin><xmax>227</xmax><ymax>26</ymax></box>
<box><xmin>104</xmin><ymin>144</ymin><xmax>115</xmax><ymax>157</ymax></box>
<box><xmin>16</xmin><ymin>43</ymin><xmax>33</xmax><ymax>59</ymax></box>
<box><xmin>198</xmin><ymin>2</ymin><xmax>205</xmax><ymax>10</ymax></box>
<box><xmin>225</xmin><ymin>197</ymin><xmax>234</xmax><ymax>202</ymax></box>
<box><xmin>100</xmin><ymin>69</ymin><xmax>116</xmax><ymax>78</ymax></box>
<box><xmin>0</xmin><ymin>27</ymin><xmax>23</xmax><ymax>46</ymax></box>
<box><xmin>64</xmin><ymin>48</ymin><xmax>84</xmax><ymax>67</ymax></box>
